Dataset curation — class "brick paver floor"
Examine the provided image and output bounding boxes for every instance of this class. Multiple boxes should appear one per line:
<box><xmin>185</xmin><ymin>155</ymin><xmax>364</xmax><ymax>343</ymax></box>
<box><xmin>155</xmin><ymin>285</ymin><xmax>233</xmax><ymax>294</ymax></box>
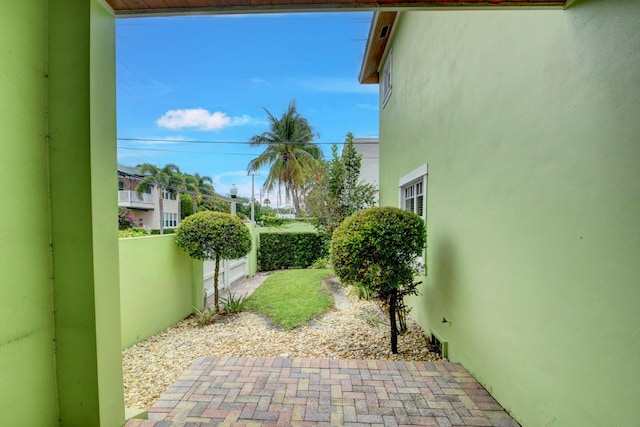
<box><xmin>125</xmin><ymin>356</ymin><xmax>519</xmax><ymax>427</ymax></box>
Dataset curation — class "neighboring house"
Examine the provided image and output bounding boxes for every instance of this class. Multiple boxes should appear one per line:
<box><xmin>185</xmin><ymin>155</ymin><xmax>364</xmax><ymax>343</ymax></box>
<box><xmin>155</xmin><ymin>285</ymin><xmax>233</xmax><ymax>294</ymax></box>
<box><xmin>360</xmin><ymin>4</ymin><xmax>639</xmax><ymax>427</ymax></box>
<box><xmin>350</xmin><ymin>137</ymin><xmax>379</xmax><ymax>204</ymax></box>
<box><xmin>117</xmin><ymin>164</ymin><xmax>180</xmax><ymax>231</ymax></box>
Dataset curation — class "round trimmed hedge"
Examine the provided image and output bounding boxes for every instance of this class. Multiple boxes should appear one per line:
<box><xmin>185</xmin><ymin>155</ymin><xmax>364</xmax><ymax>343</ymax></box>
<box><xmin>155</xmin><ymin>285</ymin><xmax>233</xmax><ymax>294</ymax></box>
<box><xmin>175</xmin><ymin>211</ymin><xmax>251</xmax><ymax>261</ymax></box>
<box><xmin>330</xmin><ymin>206</ymin><xmax>426</xmax><ymax>294</ymax></box>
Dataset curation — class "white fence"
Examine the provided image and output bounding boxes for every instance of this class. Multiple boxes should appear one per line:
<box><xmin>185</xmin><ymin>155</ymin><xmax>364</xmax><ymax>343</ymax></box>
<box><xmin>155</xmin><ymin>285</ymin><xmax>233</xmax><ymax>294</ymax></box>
<box><xmin>203</xmin><ymin>256</ymin><xmax>248</xmax><ymax>300</ymax></box>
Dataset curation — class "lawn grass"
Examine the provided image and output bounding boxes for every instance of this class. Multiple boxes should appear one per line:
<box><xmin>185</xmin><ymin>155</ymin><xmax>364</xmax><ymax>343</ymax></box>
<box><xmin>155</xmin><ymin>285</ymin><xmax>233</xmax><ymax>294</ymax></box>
<box><xmin>245</xmin><ymin>269</ymin><xmax>334</xmax><ymax>330</ymax></box>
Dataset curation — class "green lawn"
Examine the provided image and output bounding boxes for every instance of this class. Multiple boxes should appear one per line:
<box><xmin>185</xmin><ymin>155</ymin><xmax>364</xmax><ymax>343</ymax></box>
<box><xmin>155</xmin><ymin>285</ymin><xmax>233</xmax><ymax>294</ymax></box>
<box><xmin>257</xmin><ymin>221</ymin><xmax>317</xmax><ymax>234</ymax></box>
<box><xmin>245</xmin><ymin>269</ymin><xmax>334</xmax><ymax>330</ymax></box>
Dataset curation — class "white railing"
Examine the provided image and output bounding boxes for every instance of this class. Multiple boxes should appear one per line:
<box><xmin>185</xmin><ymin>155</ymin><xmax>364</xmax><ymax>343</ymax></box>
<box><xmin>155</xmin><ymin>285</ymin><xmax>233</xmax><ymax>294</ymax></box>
<box><xmin>118</xmin><ymin>190</ymin><xmax>153</xmax><ymax>204</ymax></box>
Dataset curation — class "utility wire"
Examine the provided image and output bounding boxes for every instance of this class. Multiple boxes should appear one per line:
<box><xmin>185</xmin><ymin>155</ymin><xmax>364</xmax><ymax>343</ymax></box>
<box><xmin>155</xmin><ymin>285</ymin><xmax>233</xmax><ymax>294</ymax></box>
<box><xmin>117</xmin><ymin>137</ymin><xmax>379</xmax><ymax>145</ymax></box>
<box><xmin>118</xmin><ymin>146</ymin><xmax>379</xmax><ymax>159</ymax></box>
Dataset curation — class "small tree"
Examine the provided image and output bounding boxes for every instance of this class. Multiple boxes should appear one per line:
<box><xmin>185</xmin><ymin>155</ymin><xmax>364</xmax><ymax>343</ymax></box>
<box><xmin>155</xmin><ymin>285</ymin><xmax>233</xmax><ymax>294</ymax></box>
<box><xmin>175</xmin><ymin>211</ymin><xmax>252</xmax><ymax>311</ymax></box>
<box><xmin>307</xmin><ymin>132</ymin><xmax>377</xmax><ymax>237</ymax></box>
<box><xmin>331</xmin><ymin>207</ymin><xmax>426</xmax><ymax>354</ymax></box>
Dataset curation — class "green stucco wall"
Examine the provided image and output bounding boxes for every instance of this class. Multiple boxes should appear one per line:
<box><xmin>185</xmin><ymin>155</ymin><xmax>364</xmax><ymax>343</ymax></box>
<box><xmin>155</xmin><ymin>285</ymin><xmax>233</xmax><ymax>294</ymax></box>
<box><xmin>378</xmin><ymin>2</ymin><xmax>640</xmax><ymax>425</ymax></box>
<box><xmin>2</xmin><ymin>1</ymin><xmax>124</xmax><ymax>425</ymax></box>
<box><xmin>0</xmin><ymin>3</ymin><xmax>59</xmax><ymax>425</ymax></box>
<box><xmin>120</xmin><ymin>235</ymin><xmax>204</xmax><ymax>349</ymax></box>
<box><xmin>48</xmin><ymin>0</ymin><xmax>124</xmax><ymax>425</ymax></box>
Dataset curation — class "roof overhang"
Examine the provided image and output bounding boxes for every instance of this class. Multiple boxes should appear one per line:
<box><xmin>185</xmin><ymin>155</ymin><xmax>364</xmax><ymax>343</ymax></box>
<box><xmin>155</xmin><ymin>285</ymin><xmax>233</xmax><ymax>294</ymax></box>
<box><xmin>359</xmin><ymin>11</ymin><xmax>397</xmax><ymax>84</ymax></box>
<box><xmin>105</xmin><ymin>0</ymin><xmax>567</xmax><ymax>16</ymax></box>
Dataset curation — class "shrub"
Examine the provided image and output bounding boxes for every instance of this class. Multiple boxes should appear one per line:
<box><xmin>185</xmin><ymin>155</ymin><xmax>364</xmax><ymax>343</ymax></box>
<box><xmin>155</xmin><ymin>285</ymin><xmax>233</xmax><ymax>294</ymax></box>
<box><xmin>118</xmin><ymin>227</ymin><xmax>149</xmax><ymax>238</ymax></box>
<box><xmin>150</xmin><ymin>228</ymin><xmax>176</xmax><ymax>235</ymax></box>
<box><xmin>219</xmin><ymin>294</ymin><xmax>246</xmax><ymax>315</ymax></box>
<box><xmin>118</xmin><ymin>208</ymin><xmax>135</xmax><ymax>230</ymax></box>
<box><xmin>331</xmin><ymin>207</ymin><xmax>426</xmax><ymax>354</ymax></box>
<box><xmin>258</xmin><ymin>232</ymin><xmax>328</xmax><ymax>271</ymax></box>
<box><xmin>310</xmin><ymin>256</ymin><xmax>331</xmax><ymax>269</ymax></box>
<box><xmin>175</xmin><ymin>211</ymin><xmax>252</xmax><ymax>310</ymax></box>
<box><xmin>193</xmin><ymin>306</ymin><xmax>216</xmax><ymax>326</ymax></box>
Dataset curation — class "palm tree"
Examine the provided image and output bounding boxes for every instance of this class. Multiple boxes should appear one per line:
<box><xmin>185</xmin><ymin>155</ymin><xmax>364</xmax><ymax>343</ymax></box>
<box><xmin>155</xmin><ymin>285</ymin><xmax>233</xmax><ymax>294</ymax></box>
<box><xmin>247</xmin><ymin>100</ymin><xmax>322</xmax><ymax>217</ymax></box>
<box><xmin>184</xmin><ymin>173</ymin><xmax>215</xmax><ymax>215</ymax></box>
<box><xmin>136</xmin><ymin>163</ymin><xmax>182</xmax><ymax>234</ymax></box>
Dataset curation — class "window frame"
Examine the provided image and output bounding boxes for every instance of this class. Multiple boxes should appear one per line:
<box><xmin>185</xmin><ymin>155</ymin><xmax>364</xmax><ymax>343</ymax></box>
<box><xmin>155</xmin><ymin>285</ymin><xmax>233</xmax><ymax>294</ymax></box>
<box><xmin>162</xmin><ymin>188</ymin><xmax>176</xmax><ymax>200</ymax></box>
<box><xmin>399</xmin><ymin>164</ymin><xmax>428</xmax><ymax>273</ymax></box>
<box><xmin>163</xmin><ymin>212</ymin><xmax>177</xmax><ymax>228</ymax></box>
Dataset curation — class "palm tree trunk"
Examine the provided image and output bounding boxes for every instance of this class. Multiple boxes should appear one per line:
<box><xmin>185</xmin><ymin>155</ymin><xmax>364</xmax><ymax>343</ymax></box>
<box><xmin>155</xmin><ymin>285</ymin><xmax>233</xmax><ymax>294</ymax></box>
<box><xmin>192</xmin><ymin>194</ymin><xmax>197</xmax><ymax>216</ymax></box>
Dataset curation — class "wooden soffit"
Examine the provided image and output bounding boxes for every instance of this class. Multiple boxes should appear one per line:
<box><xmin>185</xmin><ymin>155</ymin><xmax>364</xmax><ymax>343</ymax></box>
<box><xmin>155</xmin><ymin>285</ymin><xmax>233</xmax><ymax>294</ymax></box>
<box><xmin>105</xmin><ymin>0</ymin><xmax>566</xmax><ymax>16</ymax></box>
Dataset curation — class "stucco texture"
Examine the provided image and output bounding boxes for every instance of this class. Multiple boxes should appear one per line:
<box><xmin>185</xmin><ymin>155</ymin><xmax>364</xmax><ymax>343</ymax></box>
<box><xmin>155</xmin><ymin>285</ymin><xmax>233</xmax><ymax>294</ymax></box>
<box><xmin>378</xmin><ymin>2</ymin><xmax>640</xmax><ymax>426</ymax></box>
<box><xmin>0</xmin><ymin>3</ymin><xmax>58</xmax><ymax>425</ymax></box>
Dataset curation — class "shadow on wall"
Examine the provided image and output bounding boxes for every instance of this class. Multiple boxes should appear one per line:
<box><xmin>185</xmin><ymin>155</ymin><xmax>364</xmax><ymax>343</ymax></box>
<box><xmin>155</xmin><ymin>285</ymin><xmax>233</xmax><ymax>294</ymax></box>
<box><xmin>432</xmin><ymin>234</ymin><xmax>457</xmax><ymax>312</ymax></box>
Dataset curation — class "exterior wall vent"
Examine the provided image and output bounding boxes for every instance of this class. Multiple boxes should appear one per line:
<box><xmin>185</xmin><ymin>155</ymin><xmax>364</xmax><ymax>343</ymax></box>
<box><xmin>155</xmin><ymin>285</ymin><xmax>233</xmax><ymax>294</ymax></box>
<box><xmin>379</xmin><ymin>24</ymin><xmax>390</xmax><ymax>39</ymax></box>
<box><xmin>430</xmin><ymin>329</ymin><xmax>448</xmax><ymax>359</ymax></box>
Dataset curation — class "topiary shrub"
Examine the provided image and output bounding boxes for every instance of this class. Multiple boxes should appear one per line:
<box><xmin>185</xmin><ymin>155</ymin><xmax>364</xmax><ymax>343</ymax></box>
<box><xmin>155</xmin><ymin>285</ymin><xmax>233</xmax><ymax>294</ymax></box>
<box><xmin>175</xmin><ymin>211</ymin><xmax>252</xmax><ymax>310</ymax></box>
<box><xmin>258</xmin><ymin>232</ymin><xmax>327</xmax><ymax>271</ymax></box>
<box><xmin>331</xmin><ymin>207</ymin><xmax>426</xmax><ymax>354</ymax></box>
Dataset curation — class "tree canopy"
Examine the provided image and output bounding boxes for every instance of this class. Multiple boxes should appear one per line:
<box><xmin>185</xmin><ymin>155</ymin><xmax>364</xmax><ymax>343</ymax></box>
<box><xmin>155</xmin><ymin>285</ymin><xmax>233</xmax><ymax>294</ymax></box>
<box><xmin>331</xmin><ymin>207</ymin><xmax>426</xmax><ymax>353</ymax></box>
<box><xmin>175</xmin><ymin>211</ymin><xmax>252</xmax><ymax>309</ymax></box>
<box><xmin>247</xmin><ymin>100</ymin><xmax>323</xmax><ymax>216</ymax></box>
<box><xmin>307</xmin><ymin>132</ymin><xmax>377</xmax><ymax>236</ymax></box>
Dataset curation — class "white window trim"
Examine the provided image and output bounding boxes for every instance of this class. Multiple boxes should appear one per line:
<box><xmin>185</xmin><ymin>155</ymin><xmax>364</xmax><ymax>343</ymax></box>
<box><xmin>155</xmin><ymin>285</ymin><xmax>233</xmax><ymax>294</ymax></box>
<box><xmin>398</xmin><ymin>164</ymin><xmax>428</xmax><ymax>215</ymax></box>
<box><xmin>163</xmin><ymin>212</ymin><xmax>178</xmax><ymax>228</ymax></box>
<box><xmin>162</xmin><ymin>188</ymin><xmax>177</xmax><ymax>200</ymax></box>
<box><xmin>399</xmin><ymin>164</ymin><xmax>428</xmax><ymax>273</ymax></box>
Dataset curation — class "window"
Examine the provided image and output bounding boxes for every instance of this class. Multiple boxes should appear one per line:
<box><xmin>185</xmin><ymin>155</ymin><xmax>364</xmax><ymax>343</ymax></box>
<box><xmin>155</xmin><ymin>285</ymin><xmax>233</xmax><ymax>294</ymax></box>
<box><xmin>399</xmin><ymin>164</ymin><xmax>428</xmax><ymax>272</ymax></box>
<box><xmin>163</xmin><ymin>212</ymin><xmax>177</xmax><ymax>228</ymax></box>
<box><xmin>162</xmin><ymin>188</ymin><xmax>176</xmax><ymax>200</ymax></box>
<box><xmin>403</xmin><ymin>180</ymin><xmax>424</xmax><ymax>217</ymax></box>
<box><xmin>118</xmin><ymin>180</ymin><xmax>124</xmax><ymax>190</ymax></box>
<box><xmin>399</xmin><ymin>164</ymin><xmax>427</xmax><ymax>219</ymax></box>
<box><xmin>381</xmin><ymin>50</ymin><xmax>392</xmax><ymax>107</ymax></box>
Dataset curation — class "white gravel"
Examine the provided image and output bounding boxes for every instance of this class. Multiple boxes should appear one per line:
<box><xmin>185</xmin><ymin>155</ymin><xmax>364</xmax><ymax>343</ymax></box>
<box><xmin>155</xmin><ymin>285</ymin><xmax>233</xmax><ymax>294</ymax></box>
<box><xmin>122</xmin><ymin>282</ymin><xmax>441</xmax><ymax>409</ymax></box>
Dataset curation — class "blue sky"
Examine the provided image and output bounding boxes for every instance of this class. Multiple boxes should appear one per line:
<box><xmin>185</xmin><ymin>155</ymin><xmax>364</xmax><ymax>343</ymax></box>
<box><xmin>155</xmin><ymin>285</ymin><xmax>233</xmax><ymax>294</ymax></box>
<box><xmin>116</xmin><ymin>12</ymin><xmax>379</xmax><ymax>200</ymax></box>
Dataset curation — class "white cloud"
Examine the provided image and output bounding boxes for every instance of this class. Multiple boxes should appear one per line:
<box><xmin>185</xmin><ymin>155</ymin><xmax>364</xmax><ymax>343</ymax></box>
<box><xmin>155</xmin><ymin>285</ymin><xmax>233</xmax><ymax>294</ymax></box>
<box><xmin>156</xmin><ymin>108</ymin><xmax>264</xmax><ymax>131</ymax></box>
<box><xmin>250</xmin><ymin>78</ymin><xmax>266</xmax><ymax>84</ymax></box>
<box><xmin>156</xmin><ymin>108</ymin><xmax>231</xmax><ymax>131</ymax></box>
<box><xmin>231</xmin><ymin>115</ymin><xmax>253</xmax><ymax>126</ymax></box>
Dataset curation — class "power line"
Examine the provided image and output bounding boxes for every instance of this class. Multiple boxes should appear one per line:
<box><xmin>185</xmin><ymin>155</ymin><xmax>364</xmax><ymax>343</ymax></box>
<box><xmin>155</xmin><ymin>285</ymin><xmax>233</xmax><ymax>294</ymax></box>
<box><xmin>117</xmin><ymin>137</ymin><xmax>379</xmax><ymax>145</ymax></box>
<box><xmin>118</xmin><ymin>146</ymin><xmax>255</xmax><ymax>156</ymax></box>
<box><xmin>118</xmin><ymin>146</ymin><xmax>379</xmax><ymax>159</ymax></box>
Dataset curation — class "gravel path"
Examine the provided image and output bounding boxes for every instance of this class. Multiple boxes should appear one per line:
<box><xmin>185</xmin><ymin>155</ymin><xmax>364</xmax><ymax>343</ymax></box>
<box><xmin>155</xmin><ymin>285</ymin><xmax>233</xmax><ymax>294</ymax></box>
<box><xmin>122</xmin><ymin>278</ymin><xmax>441</xmax><ymax>410</ymax></box>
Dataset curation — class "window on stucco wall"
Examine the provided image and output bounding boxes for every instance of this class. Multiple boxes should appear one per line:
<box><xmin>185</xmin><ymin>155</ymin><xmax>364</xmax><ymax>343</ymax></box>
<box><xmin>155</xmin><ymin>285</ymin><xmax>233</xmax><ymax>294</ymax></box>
<box><xmin>399</xmin><ymin>164</ymin><xmax>428</xmax><ymax>274</ymax></box>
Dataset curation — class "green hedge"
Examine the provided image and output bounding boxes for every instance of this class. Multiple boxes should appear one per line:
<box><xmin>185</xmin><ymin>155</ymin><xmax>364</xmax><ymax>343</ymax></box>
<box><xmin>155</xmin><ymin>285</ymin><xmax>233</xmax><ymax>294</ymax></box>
<box><xmin>260</xmin><ymin>216</ymin><xmax>312</xmax><ymax>227</ymax></box>
<box><xmin>150</xmin><ymin>228</ymin><xmax>176</xmax><ymax>235</ymax></box>
<box><xmin>258</xmin><ymin>232</ymin><xmax>328</xmax><ymax>271</ymax></box>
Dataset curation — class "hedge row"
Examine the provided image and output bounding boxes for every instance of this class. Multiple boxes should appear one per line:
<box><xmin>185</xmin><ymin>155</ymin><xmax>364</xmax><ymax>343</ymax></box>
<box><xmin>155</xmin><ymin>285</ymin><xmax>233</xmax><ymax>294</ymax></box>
<box><xmin>258</xmin><ymin>232</ymin><xmax>327</xmax><ymax>271</ymax></box>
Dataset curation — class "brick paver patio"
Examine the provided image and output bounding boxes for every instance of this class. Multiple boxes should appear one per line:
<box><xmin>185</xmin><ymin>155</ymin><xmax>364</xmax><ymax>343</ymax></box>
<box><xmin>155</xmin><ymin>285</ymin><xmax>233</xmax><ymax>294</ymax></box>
<box><xmin>125</xmin><ymin>356</ymin><xmax>519</xmax><ymax>426</ymax></box>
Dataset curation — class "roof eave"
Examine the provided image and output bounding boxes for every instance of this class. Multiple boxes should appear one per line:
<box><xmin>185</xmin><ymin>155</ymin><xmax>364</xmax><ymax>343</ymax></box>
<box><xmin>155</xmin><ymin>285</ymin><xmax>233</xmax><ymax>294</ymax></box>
<box><xmin>359</xmin><ymin>11</ymin><xmax>397</xmax><ymax>85</ymax></box>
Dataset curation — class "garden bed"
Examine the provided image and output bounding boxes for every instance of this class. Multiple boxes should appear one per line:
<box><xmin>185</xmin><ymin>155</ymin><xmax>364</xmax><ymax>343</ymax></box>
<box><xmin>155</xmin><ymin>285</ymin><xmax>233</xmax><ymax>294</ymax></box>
<box><xmin>122</xmin><ymin>280</ymin><xmax>440</xmax><ymax>409</ymax></box>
